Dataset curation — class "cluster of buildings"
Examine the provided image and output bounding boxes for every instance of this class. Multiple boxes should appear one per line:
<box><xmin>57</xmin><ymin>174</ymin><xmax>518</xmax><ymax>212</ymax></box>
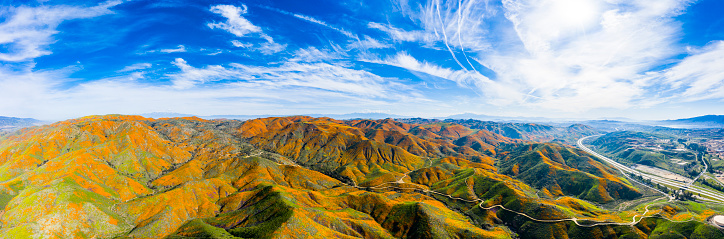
<box><xmin>703</xmin><ymin>139</ymin><xmax>724</xmax><ymax>158</ymax></box>
<box><xmin>628</xmin><ymin>138</ymin><xmax>684</xmax><ymax>152</ymax></box>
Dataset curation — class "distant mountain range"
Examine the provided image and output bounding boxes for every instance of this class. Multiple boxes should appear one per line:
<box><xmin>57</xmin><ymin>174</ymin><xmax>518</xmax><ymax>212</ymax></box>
<box><xmin>442</xmin><ymin>113</ymin><xmax>558</xmax><ymax>122</ymax></box>
<box><xmin>141</xmin><ymin>112</ymin><xmax>410</xmax><ymax>120</ymax></box>
<box><xmin>446</xmin><ymin>113</ymin><xmax>724</xmax><ymax>130</ymax></box>
<box><xmin>140</xmin><ymin>112</ymin><xmax>724</xmax><ymax>130</ymax></box>
<box><xmin>655</xmin><ymin>115</ymin><xmax>724</xmax><ymax>128</ymax></box>
<box><xmin>442</xmin><ymin>113</ymin><xmax>639</xmax><ymax>123</ymax></box>
<box><xmin>0</xmin><ymin>116</ymin><xmax>43</xmax><ymax>130</ymax></box>
<box><xmin>143</xmin><ymin>112</ymin><xmax>591</xmax><ymax>122</ymax></box>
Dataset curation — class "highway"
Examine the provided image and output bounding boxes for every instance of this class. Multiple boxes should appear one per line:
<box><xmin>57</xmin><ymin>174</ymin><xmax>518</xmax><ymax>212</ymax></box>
<box><xmin>577</xmin><ymin>135</ymin><xmax>724</xmax><ymax>203</ymax></box>
<box><xmin>688</xmin><ymin>153</ymin><xmax>706</xmax><ymax>188</ymax></box>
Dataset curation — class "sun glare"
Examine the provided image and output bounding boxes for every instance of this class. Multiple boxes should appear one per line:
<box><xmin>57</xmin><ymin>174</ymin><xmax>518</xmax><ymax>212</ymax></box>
<box><xmin>551</xmin><ymin>0</ymin><xmax>601</xmax><ymax>28</ymax></box>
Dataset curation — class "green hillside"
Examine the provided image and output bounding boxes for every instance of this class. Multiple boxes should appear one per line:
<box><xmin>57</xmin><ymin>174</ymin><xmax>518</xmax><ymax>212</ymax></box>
<box><xmin>588</xmin><ymin>131</ymin><xmax>704</xmax><ymax>177</ymax></box>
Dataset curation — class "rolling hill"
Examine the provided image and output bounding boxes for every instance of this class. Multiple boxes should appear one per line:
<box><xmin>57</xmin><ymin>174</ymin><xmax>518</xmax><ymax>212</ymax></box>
<box><xmin>399</xmin><ymin>118</ymin><xmax>600</xmax><ymax>145</ymax></box>
<box><xmin>587</xmin><ymin>131</ymin><xmax>703</xmax><ymax>177</ymax></box>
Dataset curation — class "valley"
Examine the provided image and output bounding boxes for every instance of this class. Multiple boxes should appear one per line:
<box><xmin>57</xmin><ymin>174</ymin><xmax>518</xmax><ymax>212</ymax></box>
<box><xmin>579</xmin><ymin>136</ymin><xmax>724</xmax><ymax>202</ymax></box>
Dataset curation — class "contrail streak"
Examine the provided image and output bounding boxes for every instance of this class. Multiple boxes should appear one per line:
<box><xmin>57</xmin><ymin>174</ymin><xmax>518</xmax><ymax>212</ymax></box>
<box><xmin>437</xmin><ymin>0</ymin><xmax>468</xmax><ymax>71</ymax></box>
<box><xmin>458</xmin><ymin>0</ymin><xmax>479</xmax><ymax>73</ymax></box>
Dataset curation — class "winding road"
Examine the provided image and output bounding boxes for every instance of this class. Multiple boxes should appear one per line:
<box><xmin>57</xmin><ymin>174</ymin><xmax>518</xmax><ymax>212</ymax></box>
<box><xmin>325</xmin><ymin>152</ymin><xmax>695</xmax><ymax>227</ymax></box>
<box><xmin>344</xmin><ymin>173</ymin><xmax>689</xmax><ymax>227</ymax></box>
<box><xmin>263</xmin><ymin>140</ymin><xmax>710</xmax><ymax>228</ymax></box>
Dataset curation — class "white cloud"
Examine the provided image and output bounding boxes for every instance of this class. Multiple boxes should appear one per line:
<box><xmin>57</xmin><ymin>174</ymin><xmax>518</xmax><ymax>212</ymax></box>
<box><xmin>230</xmin><ymin>39</ymin><xmax>283</xmax><ymax>55</ymax></box>
<box><xmin>655</xmin><ymin>41</ymin><xmax>724</xmax><ymax>102</ymax></box>
<box><xmin>257</xmin><ymin>40</ymin><xmax>286</xmax><ymax>55</ymax></box>
<box><xmin>0</xmin><ymin>68</ymin><xmax>60</xmax><ymax>117</ymax></box>
<box><xmin>291</xmin><ymin>13</ymin><xmax>356</xmax><ymax>38</ymax></box>
<box><xmin>362</xmin><ymin>52</ymin><xmax>500</xmax><ymax>101</ymax></box>
<box><xmin>168</xmin><ymin>58</ymin><xmax>413</xmax><ymax>98</ymax></box>
<box><xmin>370</xmin><ymin>1</ymin><xmax>495</xmax><ymax>72</ymax></box>
<box><xmin>0</xmin><ymin>0</ymin><xmax>122</xmax><ymax>62</ymax></box>
<box><xmin>169</xmin><ymin>58</ymin><xmax>235</xmax><ymax>89</ymax></box>
<box><xmin>374</xmin><ymin>0</ymin><xmax>708</xmax><ymax>112</ymax></box>
<box><xmin>207</xmin><ymin>4</ymin><xmax>261</xmax><ymax>37</ymax></box>
<box><xmin>118</xmin><ymin>63</ymin><xmax>152</xmax><ymax>72</ymax></box>
<box><xmin>382</xmin><ymin>52</ymin><xmax>485</xmax><ymax>85</ymax></box>
<box><xmin>140</xmin><ymin>45</ymin><xmax>193</xmax><ymax>55</ymax></box>
<box><xmin>231</xmin><ymin>40</ymin><xmax>252</xmax><ymax>48</ymax></box>
<box><xmin>0</xmin><ymin>59</ymin><xmax>431</xmax><ymax>119</ymax></box>
<box><xmin>374</xmin><ymin>0</ymin><xmax>496</xmax><ymax>52</ymax></box>
<box><xmin>348</xmin><ymin>35</ymin><xmax>392</xmax><ymax>49</ymax></box>
<box><xmin>289</xmin><ymin>47</ymin><xmax>344</xmax><ymax>62</ymax></box>
<box><xmin>258</xmin><ymin>5</ymin><xmax>355</xmax><ymax>38</ymax></box>
<box><xmin>368</xmin><ymin>22</ymin><xmax>435</xmax><ymax>44</ymax></box>
<box><xmin>208</xmin><ymin>4</ymin><xmax>286</xmax><ymax>55</ymax></box>
<box><xmin>473</xmin><ymin>0</ymin><xmax>693</xmax><ymax>111</ymax></box>
<box><xmin>159</xmin><ymin>45</ymin><xmax>186</xmax><ymax>53</ymax></box>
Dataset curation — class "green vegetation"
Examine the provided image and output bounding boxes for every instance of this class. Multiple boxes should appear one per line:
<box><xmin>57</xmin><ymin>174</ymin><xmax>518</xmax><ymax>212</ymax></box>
<box><xmin>497</xmin><ymin>143</ymin><xmax>641</xmax><ymax>203</ymax></box>
<box><xmin>167</xmin><ymin>219</ymin><xmax>238</xmax><ymax>239</ymax></box>
<box><xmin>643</xmin><ymin>218</ymin><xmax>724</xmax><ymax>239</ymax></box>
<box><xmin>589</xmin><ymin>131</ymin><xmax>704</xmax><ymax>177</ymax></box>
<box><xmin>697</xmin><ymin>177</ymin><xmax>724</xmax><ymax>193</ymax></box>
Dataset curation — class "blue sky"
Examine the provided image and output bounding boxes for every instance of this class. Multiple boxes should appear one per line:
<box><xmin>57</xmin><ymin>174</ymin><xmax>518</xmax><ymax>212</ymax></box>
<box><xmin>1</xmin><ymin>0</ymin><xmax>723</xmax><ymax>120</ymax></box>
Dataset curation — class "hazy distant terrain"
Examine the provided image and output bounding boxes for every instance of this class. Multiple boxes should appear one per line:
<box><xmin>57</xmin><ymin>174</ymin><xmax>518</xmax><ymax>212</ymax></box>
<box><xmin>0</xmin><ymin>116</ymin><xmax>42</xmax><ymax>131</ymax></box>
<box><xmin>656</xmin><ymin>115</ymin><xmax>724</xmax><ymax>128</ymax></box>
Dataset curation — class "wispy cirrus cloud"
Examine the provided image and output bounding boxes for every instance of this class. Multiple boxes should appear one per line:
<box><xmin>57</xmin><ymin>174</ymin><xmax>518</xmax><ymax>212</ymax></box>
<box><xmin>369</xmin><ymin>0</ymin><xmax>496</xmax><ymax>74</ymax></box>
<box><xmin>348</xmin><ymin>35</ymin><xmax>392</xmax><ymax>50</ymax></box>
<box><xmin>1</xmin><ymin>57</ymin><xmax>429</xmax><ymax>119</ymax></box>
<box><xmin>141</xmin><ymin>45</ymin><xmax>187</xmax><ymax>54</ymax></box>
<box><xmin>477</xmin><ymin>0</ymin><xmax>694</xmax><ymax>111</ymax></box>
<box><xmin>208</xmin><ymin>4</ymin><xmax>286</xmax><ymax>55</ymax></box>
<box><xmin>230</xmin><ymin>40</ymin><xmax>252</xmax><ymax>48</ymax></box>
<box><xmin>117</xmin><ymin>63</ymin><xmax>152</xmax><ymax>72</ymax></box>
<box><xmin>380</xmin><ymin>0</ymin><xmax>701</xmax><ymax>112</ymax></box>
<box><xmin>370</xmin><ymin>52</ymin><xmax>490</xmax><ymax>89</ymax></box>
<box><xmin>367</xmin><ymin>22</ymin><xmax>436</xmax><ymax>44</ymax></box>
<box><xmin>371</xmin><ymin>0</ymin><xmax>495</xmax><ymax>50</ymax></box>
<box><xmin>289</xmin><ymin>46</ymin><xmax>345</xmax><ymax>62</ymax></box>
<box><xmin>257</xmin><ymin>37</ymin><xmax>286</xmax><ymax>55</ymax></box>
<box><xmin>168</xmin><ymin>57</ymin><xmax>414</xmax><ymax>99</ymax></box>
<box><xmin>169</xmin><ymin>58</ymin><xmax>235</xmax><ymax>89</ymax></box>
<box><xmin>160</xmin><ymin>45</ymin><xmax>187</xmax><ymax>53</ymax></box>
<box><xmin>651</xmin><ymin>40</ymin><xmax>724</xmax><ymax>102</ymax></box>
<box><xmin>0</xmin><ymin>0</ymin><xmax>122</xmax><ymax>62</ymax></box>
<box><xmin>257</xmin><ymin>5</ymin><xmax>356</xmax><ymax>38</ymax></box>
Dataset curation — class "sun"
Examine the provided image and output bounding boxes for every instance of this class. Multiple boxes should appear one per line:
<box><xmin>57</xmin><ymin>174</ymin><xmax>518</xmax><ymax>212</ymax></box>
<box><xmin>550</xmin><ymin>0</ymin><xmax>601</xmax><ymax>28</ymax></box>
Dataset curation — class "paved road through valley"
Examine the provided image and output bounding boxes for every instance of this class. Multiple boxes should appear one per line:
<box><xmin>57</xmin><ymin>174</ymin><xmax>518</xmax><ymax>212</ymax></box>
<box><xmin>688</xmin><ymin>153</ymin><xmax>707</xmax><ymax>188</ymax></box>
<box><xmin>577</xmin><ymin>135</ymin><xmax>724</xmax><ymax>203</ymax></box>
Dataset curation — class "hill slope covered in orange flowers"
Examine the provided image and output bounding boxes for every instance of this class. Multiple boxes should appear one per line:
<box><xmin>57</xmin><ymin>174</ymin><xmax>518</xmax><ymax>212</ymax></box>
<box><xmin>0</xmin><ymin>115</ymin><xmax>721</xmax><ymax>239</ymax></box>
